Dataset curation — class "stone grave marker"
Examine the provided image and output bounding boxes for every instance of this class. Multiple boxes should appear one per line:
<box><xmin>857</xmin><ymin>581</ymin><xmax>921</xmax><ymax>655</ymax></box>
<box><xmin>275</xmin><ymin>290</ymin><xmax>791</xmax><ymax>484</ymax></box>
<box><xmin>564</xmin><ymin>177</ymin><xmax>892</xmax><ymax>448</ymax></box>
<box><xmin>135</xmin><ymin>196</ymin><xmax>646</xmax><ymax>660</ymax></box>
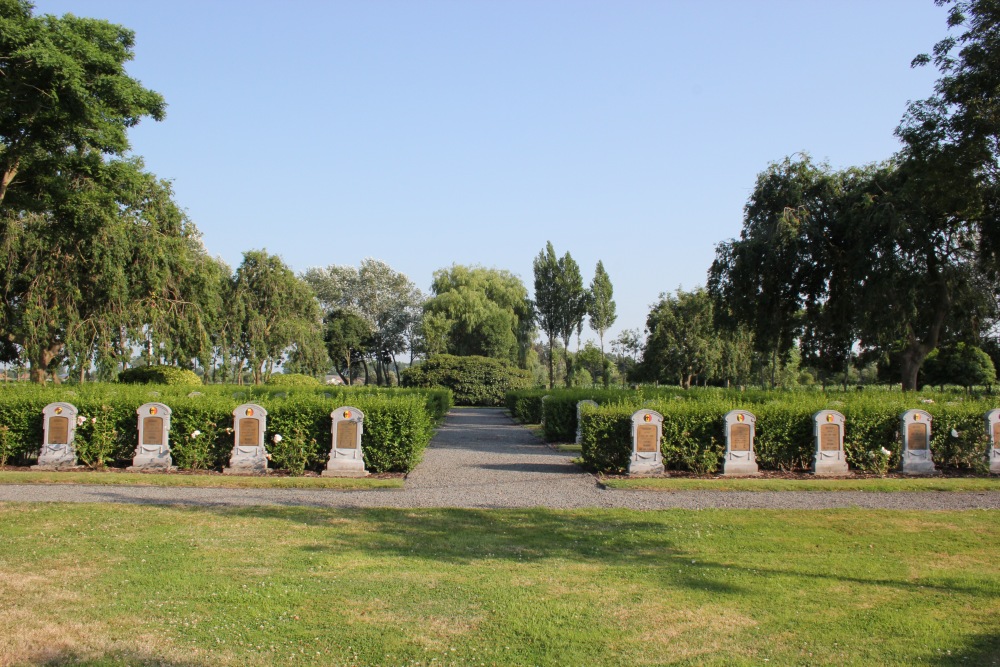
<box><xmin>540</xmin><ymin>395</ymin><xmax>550</xmax><ymax>428</ymax></box>
<box><xmin>985</xmin><ymin>409</ymin><xmax>1000</xmax><ymax>474</ymax></box>
<box><xmin>576</xmin><ymin>400</ymin><xmax>597</xmax><ymax>446</ymax></box>
<box><xmin>223</xmin><ymin>403</ymin><xmax>268</xmax><ymax>474</ymax></box>
<box><xmin>723</xmin><ymin>410</ymin><xmax>759</xmax><ymax>476</ymax></box>
<box><xmin>33</xmin><ymin>402</ymin><xmax>79</xmax><ymax>469</ymax></box>
<box><xmin>323</xmin><ymin>406</ymin><xmax>367</xmax><ymax>477</ymax></box>
<box><xmin>628</xmin><ymin>409</ymin><xmax>664</xmax><ymax>476</ymax></box>
<box><xmin>812</xmin><ymin>410</ymin><xmax>849</xmax><ymax>476</ymax></box>
<box><xmin>128</xmin><ymin>403</ymin><xmax>173</xmax><ymax>471</ymax></box>
<box><xmin>899</xmin><ymin>409</ymin><xmax>937</xmax><ymax>475</ymax></box>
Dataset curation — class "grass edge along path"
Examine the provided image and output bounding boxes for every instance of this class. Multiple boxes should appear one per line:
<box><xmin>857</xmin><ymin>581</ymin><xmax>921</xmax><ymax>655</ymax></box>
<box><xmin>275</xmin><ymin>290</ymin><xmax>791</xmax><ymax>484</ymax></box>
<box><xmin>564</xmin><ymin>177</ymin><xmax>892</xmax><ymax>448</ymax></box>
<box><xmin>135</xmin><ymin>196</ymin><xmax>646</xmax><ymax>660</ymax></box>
<box><xmin>0</xmin><ymin>503</ymin><xmax>997</xmax><ymax>666</ymax></box>
<box><xmin>601</xmin><ymin>475</ymin><xmax>1000</xmax><ymax>492</ymax></box>
<box><xmin>0</xmin><ymin>470</ymin><xmax>403</xmax><ymax>489</ymax></box>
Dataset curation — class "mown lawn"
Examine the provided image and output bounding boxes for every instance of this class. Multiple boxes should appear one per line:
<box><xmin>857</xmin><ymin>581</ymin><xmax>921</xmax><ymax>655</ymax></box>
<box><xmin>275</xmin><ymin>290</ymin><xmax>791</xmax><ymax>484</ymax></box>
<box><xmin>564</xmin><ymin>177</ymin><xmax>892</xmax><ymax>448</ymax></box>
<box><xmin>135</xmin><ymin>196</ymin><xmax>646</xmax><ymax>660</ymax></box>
<box><xmin>601</xmin><ymin>476</ymin><xmax>1000</xmax><ymax>492</ymax></box>
<box><xmin>0</xmin><ymin>470</ymin><xmax>403</xmax><ymax>490</ymax></box>
<box><xmin>0</xmin><ymin>504</ymin><xmax>997</xmax><ymax>666</ymax></box>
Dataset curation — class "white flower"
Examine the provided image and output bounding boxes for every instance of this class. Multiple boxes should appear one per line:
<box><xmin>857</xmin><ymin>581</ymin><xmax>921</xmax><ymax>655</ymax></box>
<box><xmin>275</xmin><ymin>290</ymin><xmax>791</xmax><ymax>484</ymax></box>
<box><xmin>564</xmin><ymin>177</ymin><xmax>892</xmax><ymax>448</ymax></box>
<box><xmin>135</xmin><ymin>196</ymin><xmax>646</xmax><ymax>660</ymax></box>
<box><xmin>921</xmin><ymin>399</ymin><xmax>935</xmax><ymax>404</ymax></box>
<box><xmin>272</xmin><ymin>434</ymin><xmax>283</xmax><ymax>444</ymax></box>
<box><xmin>76</xmin><ymin>416</ymin><xmax>86</xmax><ymax>426</ymax></box>
<box><xmin>880</xmin><ymin>447</ymin><xmax>891</xmax><ymax>456</ymax></box>
<box><xmin>190</xmin><ymin>430</ymin><xmax>202</xmax><ymax>439</ymax></box>
<box><xmin>951</xmin><ymin>429</ymin><xmax>959</xmax><ymax>438</ymax></box>
<box><xmin>91</xmin><ymin>417</ymin><xmax>97</xmax><ymax>424</ymax></box>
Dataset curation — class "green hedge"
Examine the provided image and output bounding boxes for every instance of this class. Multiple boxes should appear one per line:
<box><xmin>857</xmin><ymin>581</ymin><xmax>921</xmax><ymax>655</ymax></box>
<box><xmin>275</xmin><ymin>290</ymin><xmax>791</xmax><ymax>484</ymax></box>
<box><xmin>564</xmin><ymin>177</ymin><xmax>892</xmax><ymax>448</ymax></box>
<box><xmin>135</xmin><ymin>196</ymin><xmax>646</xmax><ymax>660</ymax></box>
<box><xmin>0</xmin><ymin>384</ymin><xmax>440</xmax><ymax>473</ymax></box>
<box><xmin>579</xmin><ymin>391</ymin><xmax>999</xmax><ymax>474</ymax></box>
<box><xmin>119</xmin><ymin>365</ymin><xmax>202</xmax><ymax>386</ymax></box>
<box><xmin>266</xmin><ymin>373</ymin><xmax>321</xmax><ymax>387</ymax></box>
<box><xmin>402</xmin><ymin>355</ymin><xmax>531</xmax><ymax>406</ymax></box>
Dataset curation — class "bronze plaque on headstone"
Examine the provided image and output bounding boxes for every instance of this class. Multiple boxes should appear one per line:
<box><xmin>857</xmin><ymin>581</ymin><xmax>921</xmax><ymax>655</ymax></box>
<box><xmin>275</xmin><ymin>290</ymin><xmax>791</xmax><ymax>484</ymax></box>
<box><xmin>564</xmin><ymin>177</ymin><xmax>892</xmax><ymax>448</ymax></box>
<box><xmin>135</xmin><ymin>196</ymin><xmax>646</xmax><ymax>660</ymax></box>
<box><xmin>730</xmin><ymin>423</ymin><xmax>751</xmax><ymax>451</ymax></box>
<box><xmin>907</xmin><ymin>423</ymin><xmax>928</xmax><ymax>450</ymax></box>
<box><xmin>820</xmin><ymin>424</ymin><xmax>840</xmax><ymax>451</ymax></box>
<box><xmin>336</xmin><ymin>420</ymin><xmax>358</xmax><ymax>449</ymax></box>
<box><xmin>238</xmin><ymin>418</ymin><xmax>259</xmax><ymax>446</ymax></box>
<box><xmin>142</xmin><ymin>416</ymin><xmax>164</xmax><ymax>445</ymax></box>
<box><xmin>993</xmin><ymin>422</ymin><xmax>1000</xmax><ymax>447</ymax></box>
<box><xmin>47</xmin><ymin>416</ymin><xmax>69</xmax><ymax>445</ymax></box>
<box><xmin>635</xmin><ymin>424</ymin><xmax>658</xmax><ymax>453</ymax></box>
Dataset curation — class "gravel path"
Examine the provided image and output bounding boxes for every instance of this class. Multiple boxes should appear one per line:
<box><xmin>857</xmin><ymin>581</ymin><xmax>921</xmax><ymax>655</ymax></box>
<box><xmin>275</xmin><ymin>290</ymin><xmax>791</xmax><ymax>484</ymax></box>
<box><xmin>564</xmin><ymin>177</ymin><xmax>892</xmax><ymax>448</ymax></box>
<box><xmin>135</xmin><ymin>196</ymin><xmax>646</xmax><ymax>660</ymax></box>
<box><xmin>0</xmin><ymin>408</ymin><xmax>998</xmax><ymax>510</ymax></box>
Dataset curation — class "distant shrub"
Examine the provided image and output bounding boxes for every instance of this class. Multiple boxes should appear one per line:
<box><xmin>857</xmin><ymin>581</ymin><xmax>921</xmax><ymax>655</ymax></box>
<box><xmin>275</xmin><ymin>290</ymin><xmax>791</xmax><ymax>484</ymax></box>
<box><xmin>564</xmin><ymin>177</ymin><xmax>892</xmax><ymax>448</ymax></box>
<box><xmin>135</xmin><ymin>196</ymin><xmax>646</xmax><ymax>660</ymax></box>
<box><xmin>402</xmin><ymin>355</ymin><xmax>531</xmax><ymax>406</ymax></box>
<box><xmin>119</xmin><ymin>365</ymin><xmax>202</xmax><ymax>386</ymax></box>
<box><xmin>266</xmin><ymin>373</ymin><xmax>321</xmax><ymax>387</ymax></box>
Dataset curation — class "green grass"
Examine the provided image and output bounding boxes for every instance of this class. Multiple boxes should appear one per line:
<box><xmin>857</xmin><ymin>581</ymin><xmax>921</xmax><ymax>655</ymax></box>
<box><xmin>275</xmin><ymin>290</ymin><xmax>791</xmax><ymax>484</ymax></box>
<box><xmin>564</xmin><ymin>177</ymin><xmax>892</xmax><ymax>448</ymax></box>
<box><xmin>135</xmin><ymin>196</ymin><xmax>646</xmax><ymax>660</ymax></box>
<box><xmin>0</xmin><ymin>470</ymin><xmax>403</xmax><ymax>489</ymax></box>
<box><xmin>600</xmin><ymin>476</ymin><xmax>1000</xmax><ymax>492</ymax></box>
<box><xmin>555</xmin><ymin>443</ymin><xmax>582</xmax><ymax>453</ymax></box>
<box><xmin>0</xmin><ymin>503</ymin><xmax>997</xmax><ymax>666</ymax></box>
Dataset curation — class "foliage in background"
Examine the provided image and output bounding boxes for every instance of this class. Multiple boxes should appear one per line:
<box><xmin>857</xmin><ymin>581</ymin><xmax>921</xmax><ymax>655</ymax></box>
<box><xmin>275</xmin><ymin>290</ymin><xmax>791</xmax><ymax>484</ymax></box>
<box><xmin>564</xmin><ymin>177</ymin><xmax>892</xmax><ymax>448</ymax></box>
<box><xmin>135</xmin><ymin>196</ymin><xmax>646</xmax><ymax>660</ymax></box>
<box><xmin>402</xmin><ymin>354</ymin><xmax>531</xmax><ymax>406</ymax></box>
<box><xmin>119</xmin><ymin>365</ymin><xmax>202</xmax><ymax>386</ymax></box>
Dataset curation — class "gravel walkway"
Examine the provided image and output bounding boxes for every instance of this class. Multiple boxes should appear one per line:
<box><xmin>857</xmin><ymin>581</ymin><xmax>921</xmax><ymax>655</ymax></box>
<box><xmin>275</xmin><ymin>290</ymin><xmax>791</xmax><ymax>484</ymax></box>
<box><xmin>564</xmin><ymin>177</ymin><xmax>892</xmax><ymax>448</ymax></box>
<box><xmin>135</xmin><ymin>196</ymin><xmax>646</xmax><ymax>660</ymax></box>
<box><xmin>0</xmin><ymin>408</ymin><xmax>998</xmax><ymax>510</ymax></box>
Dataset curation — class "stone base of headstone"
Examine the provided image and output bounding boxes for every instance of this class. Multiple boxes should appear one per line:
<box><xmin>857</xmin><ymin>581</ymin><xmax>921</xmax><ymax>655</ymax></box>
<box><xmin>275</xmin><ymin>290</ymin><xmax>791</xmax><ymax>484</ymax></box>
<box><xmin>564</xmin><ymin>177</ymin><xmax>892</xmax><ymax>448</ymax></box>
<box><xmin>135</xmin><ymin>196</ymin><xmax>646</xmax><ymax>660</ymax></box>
<box><xmin>222</xmin><ymin>446</ymin><xmax>268</xmax><ymax>475</ymax></box>
<box><xmin>321</xmin><ymin>459</ymin><xmax>368</xmax><ymax>478</ymax></box>
<box><xmin>900</xmin><ymin>452</ymin><xmax>939</xmax><ymax>475</ymax></box>
<box><xmin>127</xmin><ymin>445</ymin><xmax>172</xmax><ymax>471</ymax></box>
<box><xmin>812</xmin><ymin>458</ymin><xmax>850</xmax><ymax>476</ymax></box>
<box><xmin>722</xmin><ymin>458</ymin><xmax>759</xmax><ymax>476</ymax></box>
<box><xmin>627</xmin><ymin>459</ymin><xmax>664</xmax><ymax>476</ymax></box>
<box><xmin>33</xmin><ymin>444</ymin><xmax>78</xmax><ymax>469</ymax></box>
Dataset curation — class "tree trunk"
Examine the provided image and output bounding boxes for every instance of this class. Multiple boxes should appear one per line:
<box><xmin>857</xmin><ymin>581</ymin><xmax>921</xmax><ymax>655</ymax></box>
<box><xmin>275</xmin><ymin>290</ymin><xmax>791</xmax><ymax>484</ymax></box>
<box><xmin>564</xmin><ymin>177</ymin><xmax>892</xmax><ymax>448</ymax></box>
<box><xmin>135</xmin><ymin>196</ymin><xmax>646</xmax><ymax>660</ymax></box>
<box><xmin>547</xmin><ymin>332</ymin><xmax>554</xmax><ymax>389</ymax></box>
<box><xmin>900</xmin><ymin>344</ymin><xmax>932</xmax><ymax>392</ymax></box>
<box><xmin>0</xmin><ymin>161</ymin><xmax>19</xmax><ymax>207</ymax></box>
<box><xmin>562</xmin><ymin>336</ymin><xmax>572</xmax><ymax>387</ymax></box>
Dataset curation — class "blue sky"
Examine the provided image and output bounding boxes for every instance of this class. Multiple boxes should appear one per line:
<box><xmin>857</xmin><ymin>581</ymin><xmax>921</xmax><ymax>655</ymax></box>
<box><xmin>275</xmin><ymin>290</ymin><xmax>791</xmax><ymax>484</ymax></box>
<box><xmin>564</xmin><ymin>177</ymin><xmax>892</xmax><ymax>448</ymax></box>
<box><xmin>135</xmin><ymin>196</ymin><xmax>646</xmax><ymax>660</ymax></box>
<box><xmin>37</xmin><ymin>1</ymin><xmax>947</xmax><ymax>345</ymax></box>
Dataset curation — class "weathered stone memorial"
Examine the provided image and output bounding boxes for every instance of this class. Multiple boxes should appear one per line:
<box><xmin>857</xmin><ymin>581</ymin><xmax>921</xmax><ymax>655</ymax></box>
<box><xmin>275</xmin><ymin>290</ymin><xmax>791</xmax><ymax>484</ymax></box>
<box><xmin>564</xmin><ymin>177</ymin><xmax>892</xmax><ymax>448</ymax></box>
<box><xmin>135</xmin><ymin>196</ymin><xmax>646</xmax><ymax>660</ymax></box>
<box><xmin>723</xmin><ymin>410</ymin><xmax>759</xmax><ymax>476</ymax></box>
<box><xmin>223</xmin><ymin>403</ymin><xmax>268</xmax><ymax>474</ymax></box>
<box><xmin>33</xmin><ymin>402</ymin><xmax>79</xmax><ymax>469</ymax></box>
<box><xmin>900</xmin><ymin>409</ymin><xmax>937</xmax><ymax>475</ymax></box>
<box><xmin>576</xmin><ymin>400</ymin><xmax>597</xmax><ymax>446</ymax></box>
<box><xmin>323</xmin><ymin>406</ymin><xmax>367</xmax><ymax>477</ymax></box>
<box><xmin>628</xmin><ymin>409</ymin><xmax>664</xmax><ymax>476</ymax></box>
<box><xmin>985</xmin><ymin>409</ymin><xmax>1000</xmax><ymax>474</ymax></box>
<box><xmin>812</xmin><ymin>410</ymin><xmax>849</xmax><ymax>476</ymax></box>
<box><xmin>128</xmin><ymin>403</ymin><xmax>173</xmax><ymax>471</ymax></box>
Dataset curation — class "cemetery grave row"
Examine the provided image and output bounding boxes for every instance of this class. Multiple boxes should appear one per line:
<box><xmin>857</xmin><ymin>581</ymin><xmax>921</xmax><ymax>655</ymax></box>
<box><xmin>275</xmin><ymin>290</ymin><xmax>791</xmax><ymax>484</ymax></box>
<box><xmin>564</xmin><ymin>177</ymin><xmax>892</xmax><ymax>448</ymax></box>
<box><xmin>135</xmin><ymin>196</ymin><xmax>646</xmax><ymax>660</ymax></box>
<box><xmin>35</xmin><ymin>402</ymin><xmax>372</xmax><ymax>476</ymax></box>
<box><xmin>508</xmin><ymin>388</ymin><xmax>1000</xmax><ymax>475</ymax></box>
<box><xmin>0</xmin><ymin>386</ymin><xmax>449</xmax><ymax>473</ymax></box>
<box><xmin>586</xmin><ymin>403</ymin><xmax>1000</xmax><ymax>476</ymax></box>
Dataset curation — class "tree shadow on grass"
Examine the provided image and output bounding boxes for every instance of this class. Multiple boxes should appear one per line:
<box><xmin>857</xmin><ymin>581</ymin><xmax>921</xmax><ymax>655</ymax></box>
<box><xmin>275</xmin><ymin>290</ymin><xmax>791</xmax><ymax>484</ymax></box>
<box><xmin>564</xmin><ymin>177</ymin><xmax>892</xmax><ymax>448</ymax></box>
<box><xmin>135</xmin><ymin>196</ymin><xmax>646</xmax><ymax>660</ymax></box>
<box><xmin>153</xmin><ymin>504</ymin><xmax>1000</xmax><ymax>602</ymax></box>
<box><xmin>927</xmin><ymin>632</ymin><xmax>1000</xmax><ymax>665</ymax></box>
<box><xmin>35</xmin><ymin>648</ymin><xmax>204</xmax><ymax>666</ymax></box>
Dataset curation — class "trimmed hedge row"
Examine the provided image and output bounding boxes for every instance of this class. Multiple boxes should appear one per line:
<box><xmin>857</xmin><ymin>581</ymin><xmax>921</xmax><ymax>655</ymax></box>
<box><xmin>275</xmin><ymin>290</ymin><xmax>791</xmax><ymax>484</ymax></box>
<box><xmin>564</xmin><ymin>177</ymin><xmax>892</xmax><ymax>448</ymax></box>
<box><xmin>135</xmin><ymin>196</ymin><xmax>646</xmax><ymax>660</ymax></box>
<box><xmin>403</xmin><ymin>355</ymin><xmax>532</xmax><ymax>406</ymax></box>
<box><xmin>0</xmin><ymin>384</ymin><xmax>449</xmax><ymax>473</ymax></box>
<box><xmin>580</xmin><ymin>393</ymin><xmax>998</xmax><ymax>474</ymax></box>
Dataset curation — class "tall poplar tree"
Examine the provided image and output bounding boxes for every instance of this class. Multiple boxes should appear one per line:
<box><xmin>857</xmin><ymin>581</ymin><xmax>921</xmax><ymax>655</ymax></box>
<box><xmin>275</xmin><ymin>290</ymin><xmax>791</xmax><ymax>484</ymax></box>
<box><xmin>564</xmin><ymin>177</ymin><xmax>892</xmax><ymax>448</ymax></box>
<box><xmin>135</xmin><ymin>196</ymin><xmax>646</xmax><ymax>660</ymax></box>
<box><xmin>588</xmin><ymin>260</ymin><xmax>617</xmax><ymax>386</ymax></box>
<box><xmin>532</xmin><ymin>242</ymin><xmax>560</xmax><ymax>389</ymax></box>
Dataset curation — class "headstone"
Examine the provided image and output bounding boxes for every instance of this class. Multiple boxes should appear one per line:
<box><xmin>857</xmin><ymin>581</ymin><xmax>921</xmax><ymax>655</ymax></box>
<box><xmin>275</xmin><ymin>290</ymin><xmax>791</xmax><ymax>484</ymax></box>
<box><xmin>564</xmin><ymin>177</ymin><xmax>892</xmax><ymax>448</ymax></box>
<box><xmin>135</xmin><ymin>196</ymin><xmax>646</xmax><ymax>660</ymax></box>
<box><xmin>628</xmin><ymin>409</ymin><xmax>664</xmax><ymax>476</ymax></box>
<box><xmin>723</xmin><ymin>410</ymin><xmax>759</xmax><ymax>476</ymax></box>
<box><xmin>128</xmin><ymin>403</ymin><xmax>173</xmax><ymax>471</ymax></box>
<box><xmin>812</xmin><ymin>410</ymin><xmax>849</xmax><ymax>476</ymax></box>
<box><xmin>223</xmin><ymin>404</ymin><xmax>268</xmax><ymax>474</ymax></box>
<box><xmin>899</xmin><ymin>409</ymin><xmax>937</xmax><ymax>475</ymax></box>
<box><xmin>576</xmin><ymin>400</ymin><xmax>597</xmax><ymax>446</ymax></box>
<box><xmin>33</xmin><ymin>402</ymin><xmax>79</xmax><ymax>469</ymax></box>
<box><xmin>985</xmin><ymin>409</ymin><xmax>1000</xmax><ymax>474</ymax></box>
<box><xmin>540</xmin><ymin>395</ymin><xmax>550</xmax><ymax>427</ymax></box>
<box><xmin>323</xmin><ymin>406</ymin><xmax>367</xmax><ymax>477</ymax></box>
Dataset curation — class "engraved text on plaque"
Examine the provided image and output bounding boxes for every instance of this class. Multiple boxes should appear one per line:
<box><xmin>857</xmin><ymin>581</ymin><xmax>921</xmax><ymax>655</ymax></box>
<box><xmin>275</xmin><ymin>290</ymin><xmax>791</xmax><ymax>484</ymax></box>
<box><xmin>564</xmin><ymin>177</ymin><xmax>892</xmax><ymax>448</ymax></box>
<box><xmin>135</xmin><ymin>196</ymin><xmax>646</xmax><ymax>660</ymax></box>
<box><xmin>635</xmin><ymin>424</ymin><xmax>658</xmax><ymax>453</ymax></box>
<box><xmin>907</xmin><ymin>423</ymin><xmax>928</xmax><ymax>450</ymax></box>
<box><xmin>142</xmin><ymin>416</ymin><xmax>164</xmax><ymax>445</ymax></box>
<box><xmin>238</xmin><ymin>418</ymin><xmax>259</xmax><ymax>446</ymax></box>
<box><xmin>820</xmin><ymin>424</ymin><xmax>840</xmax><ymax>451</ymax></box>
<box><xmin>47</xmin><ymin>416</ymin><xmax>69</xmax><ymax>445</ymax></box>
<box><xmin>336</xmin><ymin>421</ymin><xmax>358</xmax><ymax>449</ymax></box>
<box><xmin>730</xmin><ymin>423</ymin><xmax>751</xmax><ymax>451</ymax></box>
